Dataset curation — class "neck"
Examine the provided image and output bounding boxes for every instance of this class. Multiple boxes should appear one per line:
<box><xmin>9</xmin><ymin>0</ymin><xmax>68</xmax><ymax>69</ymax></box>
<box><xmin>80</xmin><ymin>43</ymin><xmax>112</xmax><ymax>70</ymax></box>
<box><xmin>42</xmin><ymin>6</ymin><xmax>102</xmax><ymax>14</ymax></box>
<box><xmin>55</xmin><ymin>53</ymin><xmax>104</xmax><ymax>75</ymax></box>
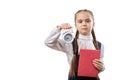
<box><xmin>79</xmin><ymin>33</ymin><xmax>91</xmax><ymax>36</ymax></box>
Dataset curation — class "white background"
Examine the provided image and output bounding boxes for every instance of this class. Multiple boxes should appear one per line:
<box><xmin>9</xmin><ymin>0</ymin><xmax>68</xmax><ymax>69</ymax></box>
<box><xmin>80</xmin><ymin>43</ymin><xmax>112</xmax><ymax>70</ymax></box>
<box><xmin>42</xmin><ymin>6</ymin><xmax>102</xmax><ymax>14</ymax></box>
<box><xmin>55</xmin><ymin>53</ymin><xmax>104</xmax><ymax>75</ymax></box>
<box><xmin>0</xmin><ymin>0</ymin><xmax>120</xmax><ymax>80</ymax></box>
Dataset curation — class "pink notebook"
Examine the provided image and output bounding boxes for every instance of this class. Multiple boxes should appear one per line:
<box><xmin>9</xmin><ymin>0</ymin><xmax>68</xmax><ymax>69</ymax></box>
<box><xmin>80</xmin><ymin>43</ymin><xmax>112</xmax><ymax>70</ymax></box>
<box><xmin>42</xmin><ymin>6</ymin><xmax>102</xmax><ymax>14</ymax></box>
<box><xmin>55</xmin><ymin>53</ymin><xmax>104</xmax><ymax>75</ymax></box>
<box><xmin>77</xmin><ymin>49</ymin><xmax>100</xmax><ymax>77</ymax></box>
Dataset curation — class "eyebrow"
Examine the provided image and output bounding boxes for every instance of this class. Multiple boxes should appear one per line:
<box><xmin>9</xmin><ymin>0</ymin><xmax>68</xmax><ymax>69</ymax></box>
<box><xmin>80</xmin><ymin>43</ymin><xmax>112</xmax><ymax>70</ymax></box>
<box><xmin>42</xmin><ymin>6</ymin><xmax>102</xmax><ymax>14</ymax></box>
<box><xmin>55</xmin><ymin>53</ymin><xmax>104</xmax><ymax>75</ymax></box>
<box><xmin>77</xmin><ymin>18</ymin><xmax>91</xmax><ymax>21</ymax></box>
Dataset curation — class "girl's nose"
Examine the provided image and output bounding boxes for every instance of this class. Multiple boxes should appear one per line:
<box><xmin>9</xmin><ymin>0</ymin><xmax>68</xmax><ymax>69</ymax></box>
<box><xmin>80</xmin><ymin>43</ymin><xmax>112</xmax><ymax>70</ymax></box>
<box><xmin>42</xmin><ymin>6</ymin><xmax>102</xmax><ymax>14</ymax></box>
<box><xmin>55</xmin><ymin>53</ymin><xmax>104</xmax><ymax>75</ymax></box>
<box><xmin>82</xmin><ymin>21</ymin><xmax>87</xmax><ymax>25</ymax></box>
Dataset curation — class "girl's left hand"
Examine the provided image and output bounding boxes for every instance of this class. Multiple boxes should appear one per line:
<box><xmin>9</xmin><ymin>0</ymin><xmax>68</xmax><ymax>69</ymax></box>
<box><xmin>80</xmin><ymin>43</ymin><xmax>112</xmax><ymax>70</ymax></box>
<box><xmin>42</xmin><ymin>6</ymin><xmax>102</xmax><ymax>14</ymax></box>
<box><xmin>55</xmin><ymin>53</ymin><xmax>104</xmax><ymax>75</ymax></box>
<box><xmin>93</xmin><ymin>59</ymin><xmax>104</xmax><ymax>72</ymax></box>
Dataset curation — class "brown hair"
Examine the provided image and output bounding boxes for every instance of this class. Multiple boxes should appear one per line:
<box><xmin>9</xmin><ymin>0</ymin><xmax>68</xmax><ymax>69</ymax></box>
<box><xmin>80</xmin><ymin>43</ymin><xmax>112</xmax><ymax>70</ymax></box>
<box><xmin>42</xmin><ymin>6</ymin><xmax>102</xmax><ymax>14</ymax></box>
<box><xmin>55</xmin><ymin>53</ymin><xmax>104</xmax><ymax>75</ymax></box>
<box><xmin>69</xmin><ymin>9</ymin><xmax>100</xmax><ymax>77</ymax></box>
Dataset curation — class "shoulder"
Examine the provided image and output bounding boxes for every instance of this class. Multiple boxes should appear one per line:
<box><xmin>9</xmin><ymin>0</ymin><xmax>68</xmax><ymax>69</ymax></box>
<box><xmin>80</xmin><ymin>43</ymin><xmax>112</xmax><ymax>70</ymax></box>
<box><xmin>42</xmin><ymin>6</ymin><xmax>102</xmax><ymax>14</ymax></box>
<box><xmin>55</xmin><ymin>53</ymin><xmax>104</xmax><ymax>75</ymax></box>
<box><xmin>97</xmin><ymin>41</ymin><xmax>104</xmax><ymax>50</ymax></box>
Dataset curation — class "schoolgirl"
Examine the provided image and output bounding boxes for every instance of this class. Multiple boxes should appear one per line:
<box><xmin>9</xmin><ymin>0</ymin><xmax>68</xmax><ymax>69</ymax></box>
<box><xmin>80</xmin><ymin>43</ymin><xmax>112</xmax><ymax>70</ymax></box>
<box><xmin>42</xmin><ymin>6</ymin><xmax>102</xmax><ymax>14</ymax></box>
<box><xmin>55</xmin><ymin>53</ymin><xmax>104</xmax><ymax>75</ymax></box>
<box><xmin>45</xmin><ymin>9</ymin><xmax>105</xmax><ymax>80</ymax></box>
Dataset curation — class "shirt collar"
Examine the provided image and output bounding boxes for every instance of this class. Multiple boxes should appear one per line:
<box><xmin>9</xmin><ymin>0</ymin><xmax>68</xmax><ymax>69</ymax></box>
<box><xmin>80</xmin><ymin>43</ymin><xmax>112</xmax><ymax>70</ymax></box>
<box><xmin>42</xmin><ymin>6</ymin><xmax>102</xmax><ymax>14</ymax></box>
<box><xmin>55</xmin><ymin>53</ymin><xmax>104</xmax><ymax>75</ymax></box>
<box><xmin>78</xmin><ymin>34</ymin><xmax>93</xmax><ymax>40</ymax></box>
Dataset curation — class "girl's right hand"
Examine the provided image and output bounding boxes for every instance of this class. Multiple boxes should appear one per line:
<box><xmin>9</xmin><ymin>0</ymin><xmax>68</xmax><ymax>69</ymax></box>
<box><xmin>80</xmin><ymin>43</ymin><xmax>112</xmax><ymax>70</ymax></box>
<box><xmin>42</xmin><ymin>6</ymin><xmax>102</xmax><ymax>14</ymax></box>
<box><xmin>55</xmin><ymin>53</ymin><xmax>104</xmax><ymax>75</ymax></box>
<box><xmin>57</xmin><ymin>23</ymin><xmax>72</xmax><ymax>30</ymax></box>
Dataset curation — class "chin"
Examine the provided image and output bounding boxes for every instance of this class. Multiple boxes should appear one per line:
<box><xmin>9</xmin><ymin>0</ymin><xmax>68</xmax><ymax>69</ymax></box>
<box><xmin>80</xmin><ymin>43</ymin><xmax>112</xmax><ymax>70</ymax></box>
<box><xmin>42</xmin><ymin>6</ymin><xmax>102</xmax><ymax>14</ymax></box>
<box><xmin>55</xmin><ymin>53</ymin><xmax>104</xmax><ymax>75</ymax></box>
<box><xmin>81</xmin><ymin>32</ymin><xmax>89</xmax><ymax>35</ymax></box>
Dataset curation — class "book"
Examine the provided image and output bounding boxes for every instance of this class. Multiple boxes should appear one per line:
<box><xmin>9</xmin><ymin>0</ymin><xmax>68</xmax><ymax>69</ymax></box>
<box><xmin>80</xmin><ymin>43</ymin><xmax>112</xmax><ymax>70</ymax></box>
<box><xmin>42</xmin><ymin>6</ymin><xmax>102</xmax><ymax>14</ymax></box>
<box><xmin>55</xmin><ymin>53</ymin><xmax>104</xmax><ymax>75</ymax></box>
<box><xmin>77</xmin><ymin>49</ymin><xmax>100</xmax><ymax>77</ymax></box>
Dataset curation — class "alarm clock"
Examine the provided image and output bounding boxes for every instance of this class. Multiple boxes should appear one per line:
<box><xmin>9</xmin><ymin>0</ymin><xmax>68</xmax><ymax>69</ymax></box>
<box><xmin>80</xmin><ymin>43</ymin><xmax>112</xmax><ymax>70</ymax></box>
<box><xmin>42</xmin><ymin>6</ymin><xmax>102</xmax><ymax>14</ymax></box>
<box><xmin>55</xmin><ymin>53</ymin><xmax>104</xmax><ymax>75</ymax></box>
<box><xmin>61</xmin><ymin>29</ymin><xmax>74</xmax><ymax>43</ymax></box>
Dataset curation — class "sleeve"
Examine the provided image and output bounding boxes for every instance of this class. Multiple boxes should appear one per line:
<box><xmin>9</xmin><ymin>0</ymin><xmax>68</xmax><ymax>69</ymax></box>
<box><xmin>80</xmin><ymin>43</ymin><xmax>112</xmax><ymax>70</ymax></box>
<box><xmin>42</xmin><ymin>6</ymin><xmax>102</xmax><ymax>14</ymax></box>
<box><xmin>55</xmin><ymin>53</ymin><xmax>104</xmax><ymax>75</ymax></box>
<box><xmin>100</xmin><ymin>43</ymin><xmax>105</xmax><ymax>71</ymax></box>
<box><xmin>44</xmin><ymin>27</ymin><xmax>68</xmax><ymax>53</ymax></box>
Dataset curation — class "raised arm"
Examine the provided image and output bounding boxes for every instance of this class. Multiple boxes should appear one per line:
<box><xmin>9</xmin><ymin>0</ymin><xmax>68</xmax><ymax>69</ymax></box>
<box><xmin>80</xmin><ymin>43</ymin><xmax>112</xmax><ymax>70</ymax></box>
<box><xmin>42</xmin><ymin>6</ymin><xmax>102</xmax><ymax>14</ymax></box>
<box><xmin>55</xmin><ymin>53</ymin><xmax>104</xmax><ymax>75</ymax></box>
<box><xmin>44</xmin><ymin>23</ymin><xmax>72</xmax><ymax>52</ymax></box>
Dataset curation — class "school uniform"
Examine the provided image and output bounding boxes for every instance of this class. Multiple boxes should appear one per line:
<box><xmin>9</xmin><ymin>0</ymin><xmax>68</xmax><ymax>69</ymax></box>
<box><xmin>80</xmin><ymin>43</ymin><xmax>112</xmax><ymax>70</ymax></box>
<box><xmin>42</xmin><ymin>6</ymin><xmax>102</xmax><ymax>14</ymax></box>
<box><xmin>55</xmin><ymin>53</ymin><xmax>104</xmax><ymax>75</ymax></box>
<box><xmin>44</xmin><ymin>27</ymin><xmax>105</xmax><ymax>80</ymax></box>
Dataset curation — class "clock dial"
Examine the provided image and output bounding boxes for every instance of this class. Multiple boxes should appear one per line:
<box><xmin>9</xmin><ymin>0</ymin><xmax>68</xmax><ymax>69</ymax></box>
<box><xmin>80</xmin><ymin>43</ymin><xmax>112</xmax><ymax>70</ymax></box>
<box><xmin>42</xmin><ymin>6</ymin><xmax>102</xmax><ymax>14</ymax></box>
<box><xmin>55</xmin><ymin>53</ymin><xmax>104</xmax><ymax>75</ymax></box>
<box><xmin>64</xmin><ymin>33</ymin><xmax>72</xmax><ymax>42</ymax></box>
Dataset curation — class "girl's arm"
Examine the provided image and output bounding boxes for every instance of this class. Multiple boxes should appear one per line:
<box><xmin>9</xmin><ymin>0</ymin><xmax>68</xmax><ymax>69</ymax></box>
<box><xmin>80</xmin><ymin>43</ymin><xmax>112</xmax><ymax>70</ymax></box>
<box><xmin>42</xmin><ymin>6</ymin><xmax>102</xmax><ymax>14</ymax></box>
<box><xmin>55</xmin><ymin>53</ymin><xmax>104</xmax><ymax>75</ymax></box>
<box><xmin>93</xmin><ymin>44</ymin><xmax>105</xmax><ymax>72</ymax></box>
<box><xmin>44</xmin><ymin>27</ymin><xmax>65</xmax><ymax>52</ymax></box>
<box><xmin>44</xmin><ymin>23</ymin><xmax>73</xmax><ymax>53</ymax></box>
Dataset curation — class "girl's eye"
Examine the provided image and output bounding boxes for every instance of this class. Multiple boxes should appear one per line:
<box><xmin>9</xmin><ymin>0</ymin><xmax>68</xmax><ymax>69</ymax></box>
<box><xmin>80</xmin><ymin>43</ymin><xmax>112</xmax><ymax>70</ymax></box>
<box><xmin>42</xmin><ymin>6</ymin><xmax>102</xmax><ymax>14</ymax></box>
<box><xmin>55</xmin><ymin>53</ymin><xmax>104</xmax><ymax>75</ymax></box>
<box><xmin>85</xmin><ymin>19</ymin><xmax>91</xmax><ymax>23</ymax></box>
<box><xmin>78</xmin><ymin>20</ymin><xmax>82</xmax><ymax>23</ymax></box>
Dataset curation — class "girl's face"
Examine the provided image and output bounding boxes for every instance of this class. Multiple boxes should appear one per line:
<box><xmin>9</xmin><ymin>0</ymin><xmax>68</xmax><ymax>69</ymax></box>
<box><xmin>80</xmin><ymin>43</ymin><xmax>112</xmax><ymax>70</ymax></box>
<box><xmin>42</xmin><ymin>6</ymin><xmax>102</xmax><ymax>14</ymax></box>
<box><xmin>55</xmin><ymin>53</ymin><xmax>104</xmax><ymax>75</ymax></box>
<box><xmin>75</xmin><ymin>11</ymin><xmax>94</xmax><ymax>36</ymax></box>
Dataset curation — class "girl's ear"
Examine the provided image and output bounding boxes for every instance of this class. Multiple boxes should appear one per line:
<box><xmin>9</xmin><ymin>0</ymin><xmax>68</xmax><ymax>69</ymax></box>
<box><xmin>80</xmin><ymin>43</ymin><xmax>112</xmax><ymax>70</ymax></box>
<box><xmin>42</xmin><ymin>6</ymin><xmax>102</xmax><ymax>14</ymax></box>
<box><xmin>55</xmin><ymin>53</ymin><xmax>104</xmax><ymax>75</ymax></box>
<box><xmin>93</xmin><ymin>22</ymin><xmax>95</xmax><ymax>28</ymax></box>
<box><xmin>75</xmin><ymin>23</ymin><xmax>77</xmax><ymax>29</ymax></box>
<box><xmin>74</xmin><ymin>23</ymin><xmax>76</xmax><ymax>27</ymax></box>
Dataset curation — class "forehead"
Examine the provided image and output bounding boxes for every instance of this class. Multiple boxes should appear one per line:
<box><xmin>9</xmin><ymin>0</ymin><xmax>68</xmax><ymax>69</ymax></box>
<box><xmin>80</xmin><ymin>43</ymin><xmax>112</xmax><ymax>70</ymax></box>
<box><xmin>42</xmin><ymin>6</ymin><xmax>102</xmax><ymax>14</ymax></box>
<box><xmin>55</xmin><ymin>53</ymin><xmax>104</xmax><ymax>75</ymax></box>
<box><xmin>76</xmin><ymin>11</ymin><xmax>92</xmax><ymax>20</ymax></box>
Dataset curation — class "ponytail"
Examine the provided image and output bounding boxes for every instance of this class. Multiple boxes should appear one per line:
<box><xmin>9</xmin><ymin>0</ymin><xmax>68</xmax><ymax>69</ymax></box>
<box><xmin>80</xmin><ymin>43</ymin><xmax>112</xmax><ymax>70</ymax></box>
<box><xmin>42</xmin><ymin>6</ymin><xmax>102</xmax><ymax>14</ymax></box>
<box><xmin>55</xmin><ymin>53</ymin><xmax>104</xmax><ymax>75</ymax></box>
<box><xmin>91</xmin><ymin>29</ymin><xmax>99</xmax><ymax>50</ymax></box>
<box><xmin>69</xmin><ymin>30</ymin><xmax>79</xmax><ymax>77</ymax></box>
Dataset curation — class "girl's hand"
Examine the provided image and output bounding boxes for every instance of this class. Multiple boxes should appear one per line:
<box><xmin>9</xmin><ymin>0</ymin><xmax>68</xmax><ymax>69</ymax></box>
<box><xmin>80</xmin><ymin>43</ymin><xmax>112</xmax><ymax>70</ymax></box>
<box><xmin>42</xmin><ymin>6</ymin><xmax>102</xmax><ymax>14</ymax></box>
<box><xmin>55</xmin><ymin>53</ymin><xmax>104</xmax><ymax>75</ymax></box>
<box><xmin>93</xmin><ymin>59</ymin><xmax>104</xmax><ymax>73</ymax></box>
<box><xmin>57</xmin><ymin>23</ymin><xmax>72</xmax><ymax>30</ymax></box>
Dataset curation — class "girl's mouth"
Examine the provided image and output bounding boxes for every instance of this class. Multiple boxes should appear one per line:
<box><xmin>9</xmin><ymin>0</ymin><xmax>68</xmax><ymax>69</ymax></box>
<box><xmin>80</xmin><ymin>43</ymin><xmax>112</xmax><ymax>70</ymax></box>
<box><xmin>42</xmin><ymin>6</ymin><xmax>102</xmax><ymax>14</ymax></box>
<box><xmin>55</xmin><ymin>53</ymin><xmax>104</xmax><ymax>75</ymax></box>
<box><xmin>81</xmin><ymin>27</ymin><xmax>88</xmax><ymax>30</ymax></box>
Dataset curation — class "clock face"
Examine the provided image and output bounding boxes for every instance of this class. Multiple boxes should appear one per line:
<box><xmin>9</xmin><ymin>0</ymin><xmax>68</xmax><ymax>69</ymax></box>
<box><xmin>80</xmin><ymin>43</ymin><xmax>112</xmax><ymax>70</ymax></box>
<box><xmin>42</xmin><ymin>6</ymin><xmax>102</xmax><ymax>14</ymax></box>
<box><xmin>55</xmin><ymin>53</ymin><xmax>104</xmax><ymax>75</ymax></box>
<box><xmin>64</xmin><ymin>33</ymin><xmax>73</xmax><ymax>42</ymax></box>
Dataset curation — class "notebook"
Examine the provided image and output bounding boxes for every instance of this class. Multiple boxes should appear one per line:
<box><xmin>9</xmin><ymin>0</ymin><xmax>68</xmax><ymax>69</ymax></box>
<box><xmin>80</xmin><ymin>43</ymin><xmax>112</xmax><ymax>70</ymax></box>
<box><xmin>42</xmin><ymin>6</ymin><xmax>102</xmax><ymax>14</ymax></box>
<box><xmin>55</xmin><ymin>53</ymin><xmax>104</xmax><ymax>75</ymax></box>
<box><xmin>77</xmin><ymin>49</ymin><xmax>100</xmax><ymax>77</ymax></box>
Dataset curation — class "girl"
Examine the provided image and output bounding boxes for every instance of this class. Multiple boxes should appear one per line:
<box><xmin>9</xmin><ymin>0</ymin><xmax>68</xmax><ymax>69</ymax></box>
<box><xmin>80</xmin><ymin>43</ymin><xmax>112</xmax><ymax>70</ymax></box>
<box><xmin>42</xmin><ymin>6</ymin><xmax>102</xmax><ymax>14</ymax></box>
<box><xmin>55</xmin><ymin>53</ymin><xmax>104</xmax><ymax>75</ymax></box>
<box><xmin>44</xmin><ymin>9</ymin><xmax>105</xmax><ymax>80</ymax></box>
